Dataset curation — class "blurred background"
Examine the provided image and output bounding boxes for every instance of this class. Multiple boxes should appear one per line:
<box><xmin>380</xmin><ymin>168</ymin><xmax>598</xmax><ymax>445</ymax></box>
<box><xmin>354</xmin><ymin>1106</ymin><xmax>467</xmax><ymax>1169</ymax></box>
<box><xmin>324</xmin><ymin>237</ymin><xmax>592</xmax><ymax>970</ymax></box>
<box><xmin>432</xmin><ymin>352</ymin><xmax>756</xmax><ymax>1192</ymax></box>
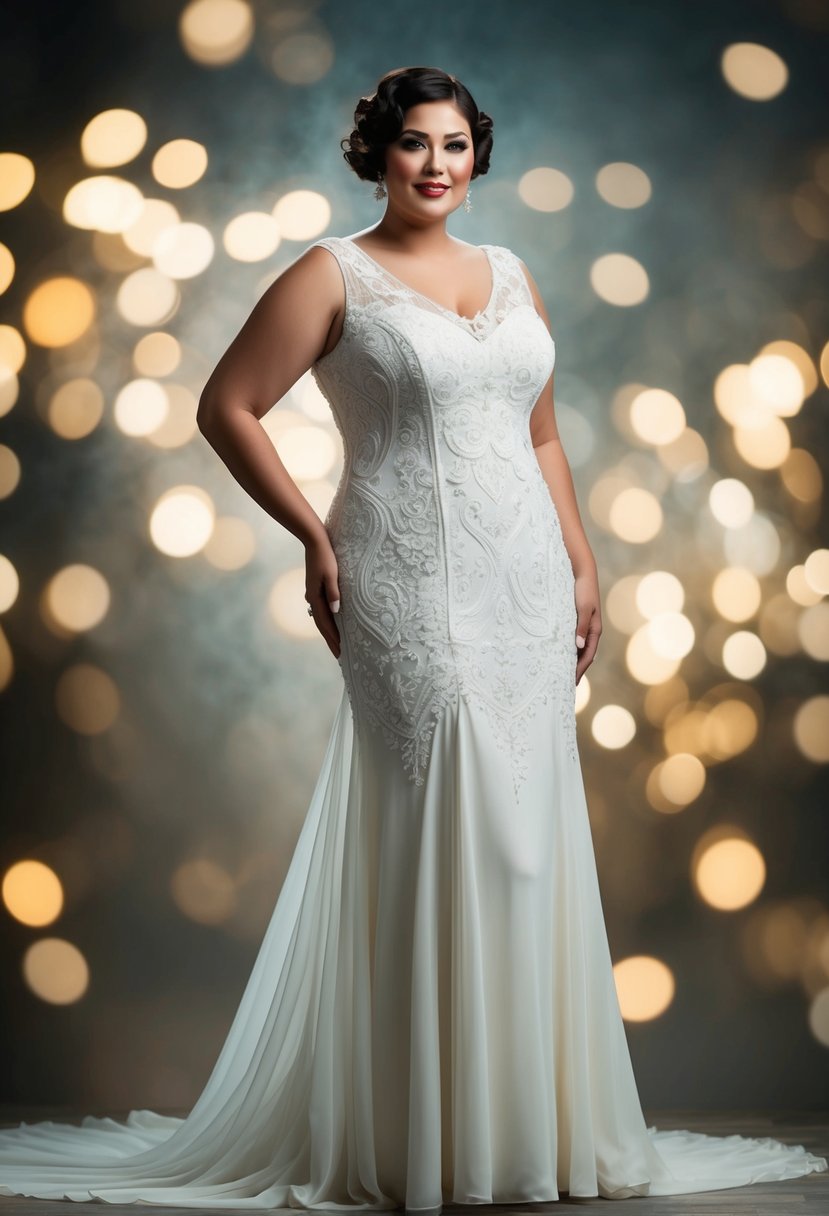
<box><xmin>1</xmin><ymin>0</ymin><xmax>828</xmax><ymax>1115</ymax></box>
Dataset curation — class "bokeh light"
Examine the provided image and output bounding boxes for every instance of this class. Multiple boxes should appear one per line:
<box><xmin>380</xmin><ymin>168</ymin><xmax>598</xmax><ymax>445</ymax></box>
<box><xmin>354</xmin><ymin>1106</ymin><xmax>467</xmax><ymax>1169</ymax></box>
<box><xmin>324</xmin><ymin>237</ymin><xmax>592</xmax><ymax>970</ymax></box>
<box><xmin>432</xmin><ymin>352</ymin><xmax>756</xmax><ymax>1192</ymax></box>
<box><xmin>649</xmin><ymin>752</ymin><xmax>707</xmax><ymax>811</ymax></box>
<box><xmin>793</xmin><ymin>697</ymin><xmax>829</xmax><ymax>762</ymax></box>
<box><xmin>590</xmin><ymin>252</ymin><xmax>649</xmax><ymax>306</ymax></box>
<box><xmin>804</xmin><ymin>548</ymin><xmax>829</xmax><ymax>595</ymax></box>
<box><xmin>748</xmin><ymin>352</ymin><xmax>805</xmax><ymax>418</ymax></box>
<box><xmin>224</xmin><ymin>212</ymin><xmax>281</xmax><ymax>261</ymax></box>
<box><xmin>3</xmin><ymin>369</ymin><xmax>21</xmax><ymax>413</ymax></box>
<box><xmin>270</xmin><ymin>421</ymin><xmax>338</xmax><ymax>481</ymax></box>
<box><xmin>0</xmin><ymin>243</ymin><xmax>15</xmax><ymax>294</ymax></box>
<box><xmin>636</xmin><ymin>571</ymin><xmax>685</xmax><ymax>618</ymax></box>
<box><xmin>0</xmin><ymin>152</ymin><xmax>35</xmax><ymax>210</ymax></box>
<box><xmin>179</xmin><ymin>0</ymin><xmax>255</xmax><ymax>67</ymax></box>
<box><xmin>0</xmin><ymin>553</ymin><xmax>19</xmax><ymax>612</ymax></box>
<box><xmin>45</xmin><ymin>564</ymin><xmax>111</xmax><ymax>634</ymax></box>
<box><xmin>81</xmin><ymin>109</ymin><xmax>148</xmax><ymax>167</ymax></box>
<box><xmin>721</xmin><ymin>42</ymin><xmax>788</xmax><ymax>101</ymax></box>
<box><xmin>63</xmin><ymin>176</ymin><xmax>145</xmax><ymax>232</ymax></box>
<box><xmin>595</xmin><ymin>162</ymin><xmax>652</xmax><ymax>209</ymax></box>
<box><xmin>272</xmin><ymin>191</ymin><xmax>332</xmax><ymax>240</ymax></box>
<box><xmin>146</xmin><ymin>384</ymin><xmax>199</xmax><ymax>448</ymax></box>
<box><xmin>711</xmin><ymin>567</ymin><xmax>762</xmax><ymax>622</ymax></box>
<box><xmin>810</xmin><ymin>988</ymin><xmax>829</xmax><ymax>1048</ymax></box>
<box><xmin>0</xmin><ymin>446</ymin><xmax>20</xmax><ymax>497</ymax></box>
<box><xmin>609</xmin><ymin>487</ymin><xmax>662</xmax><ymax>542</ymax></box>
<box><xmin>722</xmin><ymin>630</ymin><xmax>766</xmax><ymax>679</ymax></box>
<box><xmin>646</xmin><ymin>612</ymin><xmax>695</xmax><ymax>661</ymax></box>
<box><xmin>614</xmin><ymin>956</ymin><xmax>675</xmax><ymax>1022</ymax></box>
<box><xmin>591</xmin><ymin>704</ymin><xmax>636</xmax><ymax>749</ymax></box>
<box><xmin>2</xmin><ymin>860</ymin><xmax>64</xmax><ymax>928</ymax></box>
<box><xmin>629</xmin><ymin>388</ymin><xmax>686</xmax><ymax>446</ymax></box>
<box><xmin>733</xmin><ymin>413</ymin><xmax>791</xmax><ymax>469</ymax></box>
<box><xmin>0</xmin><ymin>626</ymin><xmax>12</xmax><ymax>692</ymax></box>
<box><xmin>48</xmin><ymin>378</ymin><xmax>106</xmax><ymax>439</ymax></box>
<box><xmin>676</xmin><ymin>435</ymin><xmax>707</xmax><ymax>474</ymax></box>
<box><xmin>709</xmin><ymin>478</ymin><xmax>755</xmax><ymax>528</ymax></box>
<box><xmin>152</xmin><ymin>139</ymin><xmax>209</xmax><ymax>189</ymax></box>
<box><xmin>114</xmin><ymin>379</ymin><xmax>170</xmax><ymax>436</ymax></box>
<box><xmin>149</xmin><ymin>485</ymin><xmax>215</xmax><ymax>556</ymax></box>
<box><xmin>782</xmin><ymin>447</ymin><xmax>821</xmax><ymax>503</ymax></box>
<box><xmin>0</xmin><ymin>327</ymin><xmax>27</xmax><ymax>375</ymax></box>
<box><xmin>627</xmin><ymin>625</ymin><xmax>682</xmax><ymax>685</ymax></box>
<box><xmin>123</xmin><ymin>199</ymin><xmax>181</xmax><ymax>258</ymax></box>
<box><xmin>117</xmin><ymin>267</ymin><xmax>180</xmax><ymax>326</ymax></box>
<box><xmin>23</xmin><ymin>277</ymin><xmax>96</xmax><ymax>347</ymax></box>
<box><xmin>798</xmin><ymin>602</ymin><xmax>829</xmax><ymax>661</ymax></box>
<box><xmin>22</xmin><ymin>938</ymin><xmax>89</xmax><ymax>1005</ymax></box>
<box><xmin>518</xmin><ymin>167</ymin><xmax>574</xmax><ymax>213</ymax></box>
<box><xmin>694</xmin><ymin>832</ymin><xmax>766</xmax><ymax>911</ymax></box>
<box><xmin>133</xmin><ymin>332</ymin><xmax>182</xmax><ymax>377</ymax></box>
<box><xmin>153</xmin><ymin>222</ymin><xmax>215</xmax><ymax>279</ymax></box>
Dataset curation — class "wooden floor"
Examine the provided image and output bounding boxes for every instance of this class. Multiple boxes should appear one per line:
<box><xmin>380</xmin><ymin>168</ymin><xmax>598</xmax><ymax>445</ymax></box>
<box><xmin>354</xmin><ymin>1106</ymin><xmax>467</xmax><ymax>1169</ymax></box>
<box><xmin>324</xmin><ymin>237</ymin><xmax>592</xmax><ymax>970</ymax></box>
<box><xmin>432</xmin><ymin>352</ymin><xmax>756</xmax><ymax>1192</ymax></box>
<box><xmin>0</xmin><ymin>1108</ymin><xmax>826</xmax><ymax>1214</ymax></box>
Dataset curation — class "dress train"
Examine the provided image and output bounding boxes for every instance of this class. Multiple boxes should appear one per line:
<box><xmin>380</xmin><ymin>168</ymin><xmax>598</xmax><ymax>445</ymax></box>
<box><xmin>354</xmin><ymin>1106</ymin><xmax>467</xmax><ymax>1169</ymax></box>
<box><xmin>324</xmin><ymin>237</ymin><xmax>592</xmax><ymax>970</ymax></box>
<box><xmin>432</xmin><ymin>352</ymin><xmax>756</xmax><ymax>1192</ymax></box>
<box><xmin>0</xmin><ymin>688</ymin><xmax>825</xmax><ymax>1208</ymax></box>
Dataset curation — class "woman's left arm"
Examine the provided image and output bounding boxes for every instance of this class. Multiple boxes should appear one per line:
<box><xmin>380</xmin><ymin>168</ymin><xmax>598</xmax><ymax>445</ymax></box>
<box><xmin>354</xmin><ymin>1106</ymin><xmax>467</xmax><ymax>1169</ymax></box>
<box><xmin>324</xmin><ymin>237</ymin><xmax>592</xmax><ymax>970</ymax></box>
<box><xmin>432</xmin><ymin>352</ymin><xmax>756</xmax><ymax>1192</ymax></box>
<box><xmin>515</xmin><ymin>255</ymin><xmax>602</xmax><ymax>683</ymax></box>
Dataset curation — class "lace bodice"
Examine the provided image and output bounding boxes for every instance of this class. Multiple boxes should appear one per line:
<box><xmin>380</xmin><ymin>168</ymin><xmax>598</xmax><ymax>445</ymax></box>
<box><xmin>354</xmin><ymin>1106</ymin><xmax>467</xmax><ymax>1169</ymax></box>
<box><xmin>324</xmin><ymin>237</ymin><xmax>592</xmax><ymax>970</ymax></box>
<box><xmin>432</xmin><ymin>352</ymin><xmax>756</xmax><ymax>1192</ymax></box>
<box><xmin>309</xmin><ymin>235</ymin><xmax>577</xmax><ymax>798</ymax></box>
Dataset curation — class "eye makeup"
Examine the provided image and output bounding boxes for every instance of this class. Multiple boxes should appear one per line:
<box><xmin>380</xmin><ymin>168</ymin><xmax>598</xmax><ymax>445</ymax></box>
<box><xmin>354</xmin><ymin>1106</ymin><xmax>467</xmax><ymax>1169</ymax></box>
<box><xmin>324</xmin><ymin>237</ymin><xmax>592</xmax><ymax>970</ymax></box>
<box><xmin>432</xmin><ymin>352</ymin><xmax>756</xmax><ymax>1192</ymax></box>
<box><xmin>400</xmin><ymin>137</ymin><xmax>469</xmax><ymax>151</ymax></box>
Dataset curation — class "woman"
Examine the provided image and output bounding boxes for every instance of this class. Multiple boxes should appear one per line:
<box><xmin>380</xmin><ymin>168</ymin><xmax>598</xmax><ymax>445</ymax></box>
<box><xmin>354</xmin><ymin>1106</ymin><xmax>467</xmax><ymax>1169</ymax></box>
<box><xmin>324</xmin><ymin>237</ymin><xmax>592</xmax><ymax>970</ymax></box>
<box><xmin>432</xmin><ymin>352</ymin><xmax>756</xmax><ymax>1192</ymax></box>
<box><xmin>1</xmin><ymin>65</ymin><xmax>825</xmax><ymax>1213</ymax></box>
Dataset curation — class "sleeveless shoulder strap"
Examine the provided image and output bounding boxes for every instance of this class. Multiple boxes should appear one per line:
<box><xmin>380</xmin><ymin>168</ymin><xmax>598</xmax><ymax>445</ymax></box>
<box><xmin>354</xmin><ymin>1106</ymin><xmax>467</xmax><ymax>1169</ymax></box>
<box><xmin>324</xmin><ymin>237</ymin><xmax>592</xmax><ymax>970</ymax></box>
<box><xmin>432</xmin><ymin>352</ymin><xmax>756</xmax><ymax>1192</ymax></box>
<box><xmin>307</xmin><ymin>236</ymin><xmax>349</xmax><ymax>282</ymax></box>
<box><xmin>308</xmin><ymin>235</ymin><xmax>397</xmax><ymax>313</ymax></box>
<box><xmin>489</xmin><ymin>245</ymin><xmax>536</xmax><ymax>311</ymax></box>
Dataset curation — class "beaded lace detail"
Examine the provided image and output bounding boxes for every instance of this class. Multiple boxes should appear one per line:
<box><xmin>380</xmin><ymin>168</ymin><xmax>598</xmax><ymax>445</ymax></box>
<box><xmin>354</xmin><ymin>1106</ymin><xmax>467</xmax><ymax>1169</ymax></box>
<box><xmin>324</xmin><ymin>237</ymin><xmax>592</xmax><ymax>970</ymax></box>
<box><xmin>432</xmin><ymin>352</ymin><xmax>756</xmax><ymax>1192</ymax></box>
<box><xmin>309</xmin><ymin>235</ymin><xmax>577</xmax><ymax>798</ymax></box>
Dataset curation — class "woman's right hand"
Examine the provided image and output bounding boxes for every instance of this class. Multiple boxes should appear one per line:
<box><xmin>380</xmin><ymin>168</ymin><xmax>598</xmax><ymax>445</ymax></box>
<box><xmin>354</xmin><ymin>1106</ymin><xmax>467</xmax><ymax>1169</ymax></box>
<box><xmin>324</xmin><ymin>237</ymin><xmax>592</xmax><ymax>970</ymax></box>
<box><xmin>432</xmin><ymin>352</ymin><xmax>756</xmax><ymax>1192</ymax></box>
<box><xmin>305</xmin><ymin>534</ymin><xmax>341</xmax><ymax>659</ymax></box>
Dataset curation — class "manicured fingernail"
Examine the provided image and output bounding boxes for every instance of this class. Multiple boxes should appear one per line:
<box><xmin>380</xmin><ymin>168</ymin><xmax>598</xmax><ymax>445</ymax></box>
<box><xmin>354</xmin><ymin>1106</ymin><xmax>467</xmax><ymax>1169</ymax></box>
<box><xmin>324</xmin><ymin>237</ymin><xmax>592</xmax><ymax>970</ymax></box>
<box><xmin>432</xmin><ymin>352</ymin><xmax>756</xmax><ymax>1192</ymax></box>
<box><xmin>331</xmin><ymin>599</ymin><xmax>340</xmax><ymax>614</ymax></box>
<box><xmin>576</xmin><ymin>634</ymin><xmax>585</xmax><ymax>647</ymax></box>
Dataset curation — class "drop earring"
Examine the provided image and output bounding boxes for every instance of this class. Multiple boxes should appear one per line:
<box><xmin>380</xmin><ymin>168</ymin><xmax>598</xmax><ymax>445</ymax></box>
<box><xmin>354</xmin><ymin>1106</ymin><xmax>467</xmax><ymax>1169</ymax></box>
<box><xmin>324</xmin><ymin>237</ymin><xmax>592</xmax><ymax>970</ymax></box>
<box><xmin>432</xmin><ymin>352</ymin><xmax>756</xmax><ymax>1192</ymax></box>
<box><xmin>463</xmin><ymin>188</ymin><xmax>472</xmax><ymax>214</ymax></box>
<box><xmin>374</xmin><ymin>175</ymin><xmax>386</xmax><ymax>200</ymax></box>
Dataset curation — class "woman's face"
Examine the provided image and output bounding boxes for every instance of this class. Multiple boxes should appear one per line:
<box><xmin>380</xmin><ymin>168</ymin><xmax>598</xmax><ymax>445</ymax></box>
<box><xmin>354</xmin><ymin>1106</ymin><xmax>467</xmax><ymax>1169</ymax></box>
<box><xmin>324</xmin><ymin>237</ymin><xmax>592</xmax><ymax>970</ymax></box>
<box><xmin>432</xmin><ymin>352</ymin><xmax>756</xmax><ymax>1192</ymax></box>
<box><xmin>382</xmin><ymin>100</ymin><xmax>475</xmax><ymax>219</ymax></box>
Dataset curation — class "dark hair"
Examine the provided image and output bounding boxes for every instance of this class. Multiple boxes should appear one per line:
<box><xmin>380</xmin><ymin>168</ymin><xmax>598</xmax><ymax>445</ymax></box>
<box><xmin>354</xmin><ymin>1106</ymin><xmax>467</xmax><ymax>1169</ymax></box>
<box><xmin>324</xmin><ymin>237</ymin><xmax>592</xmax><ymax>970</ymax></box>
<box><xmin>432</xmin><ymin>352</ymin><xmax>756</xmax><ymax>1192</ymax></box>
<box><xmin>341</xmin><ymin>66</ymin><xmax>493</xmax><ymax>184</ymax></box>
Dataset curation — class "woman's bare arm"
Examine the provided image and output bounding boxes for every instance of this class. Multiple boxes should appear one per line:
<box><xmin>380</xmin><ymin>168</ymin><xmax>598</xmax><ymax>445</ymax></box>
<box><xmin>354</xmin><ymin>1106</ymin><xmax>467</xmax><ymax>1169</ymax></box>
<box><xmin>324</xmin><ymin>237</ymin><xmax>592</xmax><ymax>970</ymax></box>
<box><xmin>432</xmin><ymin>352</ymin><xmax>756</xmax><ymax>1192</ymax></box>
<box><xmin>197</xmin><ymin>244</ymin><xmax>345</xmax><ymax>657</ymax></box>
<box><xmin>197</xmin><ymin>245</ymin><xmax>343</xmax><ymax>549</ymax></box>
<box><xmin>516</xmin><ymin>255</ymin><xmax>602</xmax><ymax>681</ymax></box>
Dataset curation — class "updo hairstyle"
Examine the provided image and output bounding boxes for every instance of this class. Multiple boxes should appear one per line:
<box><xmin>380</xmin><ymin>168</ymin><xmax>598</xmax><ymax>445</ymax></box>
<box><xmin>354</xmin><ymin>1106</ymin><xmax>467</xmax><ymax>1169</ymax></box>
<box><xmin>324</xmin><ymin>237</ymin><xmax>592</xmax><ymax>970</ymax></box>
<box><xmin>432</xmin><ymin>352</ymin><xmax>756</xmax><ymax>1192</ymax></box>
<box><xmin>341</xmin><ymin>66</ymin><xmax>493</xmax><ymax>184</ymax></box>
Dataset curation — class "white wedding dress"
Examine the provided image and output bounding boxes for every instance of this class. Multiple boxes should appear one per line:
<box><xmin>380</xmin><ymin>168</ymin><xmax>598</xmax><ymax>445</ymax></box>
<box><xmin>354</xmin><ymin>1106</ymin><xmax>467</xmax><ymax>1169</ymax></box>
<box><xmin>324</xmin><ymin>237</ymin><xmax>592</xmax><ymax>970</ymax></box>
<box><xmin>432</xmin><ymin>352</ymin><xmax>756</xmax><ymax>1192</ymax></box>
<box><xmin>1</xmin><ymin>233</ymin><xmax>825</xmax><ymax>1210</ymax></box>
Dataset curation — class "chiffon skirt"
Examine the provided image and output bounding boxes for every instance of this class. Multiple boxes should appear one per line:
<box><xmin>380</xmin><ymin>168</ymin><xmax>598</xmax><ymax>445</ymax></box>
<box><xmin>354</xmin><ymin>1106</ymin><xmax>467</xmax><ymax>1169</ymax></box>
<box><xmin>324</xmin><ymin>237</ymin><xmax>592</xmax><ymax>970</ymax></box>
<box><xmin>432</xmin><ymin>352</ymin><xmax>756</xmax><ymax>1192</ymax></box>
<box><xmin>1</xmin><ymin>686</ymin><xmax>826</xmax><ymax>1209</ymax></box>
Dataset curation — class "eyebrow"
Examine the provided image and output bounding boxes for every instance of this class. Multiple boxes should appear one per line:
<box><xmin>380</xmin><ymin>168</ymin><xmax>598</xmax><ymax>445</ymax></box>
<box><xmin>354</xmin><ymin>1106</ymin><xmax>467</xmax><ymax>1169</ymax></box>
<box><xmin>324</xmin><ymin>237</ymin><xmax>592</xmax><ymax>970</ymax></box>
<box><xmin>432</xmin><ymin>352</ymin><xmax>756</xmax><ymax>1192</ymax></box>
<box><xmin>399</xmin><ymin>128</ymin><xmax>469</xmax><ymax>139</ymax></box>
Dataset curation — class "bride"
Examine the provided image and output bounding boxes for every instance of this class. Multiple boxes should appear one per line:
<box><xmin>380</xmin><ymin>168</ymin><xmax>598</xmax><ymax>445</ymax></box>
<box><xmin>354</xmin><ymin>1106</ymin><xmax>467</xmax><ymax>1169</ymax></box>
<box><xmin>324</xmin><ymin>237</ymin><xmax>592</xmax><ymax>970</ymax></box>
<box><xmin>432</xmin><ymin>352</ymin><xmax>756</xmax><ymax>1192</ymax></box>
<box><xmin>0</xmin><ymin>64</ymin><xmax>826</xmax><ymax>1211</ymax></box>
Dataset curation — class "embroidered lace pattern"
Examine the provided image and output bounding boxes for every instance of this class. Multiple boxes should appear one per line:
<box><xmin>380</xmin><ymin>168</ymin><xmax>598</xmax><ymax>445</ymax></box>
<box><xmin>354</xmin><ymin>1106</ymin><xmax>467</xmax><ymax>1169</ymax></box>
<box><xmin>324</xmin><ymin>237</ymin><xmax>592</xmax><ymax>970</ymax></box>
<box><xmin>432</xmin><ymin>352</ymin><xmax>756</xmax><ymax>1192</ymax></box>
<box><xmin>309</xmin><ymin>236</ymin><xmax>578</xmax><ymax>797</ymax></box>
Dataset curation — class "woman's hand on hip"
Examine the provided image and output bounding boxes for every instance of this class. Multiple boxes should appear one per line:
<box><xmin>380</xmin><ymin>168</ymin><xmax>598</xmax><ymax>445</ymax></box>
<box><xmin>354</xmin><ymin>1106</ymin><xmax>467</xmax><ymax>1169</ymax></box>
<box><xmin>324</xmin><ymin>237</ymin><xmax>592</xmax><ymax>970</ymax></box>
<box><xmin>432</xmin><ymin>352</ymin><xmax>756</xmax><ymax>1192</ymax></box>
<box><xmin>305</xmin><ymin>534</ymin><xmax>341</xmax><ymax>659</ymax></box>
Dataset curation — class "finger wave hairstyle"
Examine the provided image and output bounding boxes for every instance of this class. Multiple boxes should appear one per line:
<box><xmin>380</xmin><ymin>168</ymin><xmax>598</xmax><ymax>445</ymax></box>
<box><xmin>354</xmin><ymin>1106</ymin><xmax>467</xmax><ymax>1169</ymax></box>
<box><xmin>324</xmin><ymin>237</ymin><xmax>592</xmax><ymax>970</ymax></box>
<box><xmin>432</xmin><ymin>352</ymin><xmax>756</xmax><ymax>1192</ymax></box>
<box><xmin>341</xmin><ymin>66</ymin><xmax>494</xmax><ymax>185</ymax></box>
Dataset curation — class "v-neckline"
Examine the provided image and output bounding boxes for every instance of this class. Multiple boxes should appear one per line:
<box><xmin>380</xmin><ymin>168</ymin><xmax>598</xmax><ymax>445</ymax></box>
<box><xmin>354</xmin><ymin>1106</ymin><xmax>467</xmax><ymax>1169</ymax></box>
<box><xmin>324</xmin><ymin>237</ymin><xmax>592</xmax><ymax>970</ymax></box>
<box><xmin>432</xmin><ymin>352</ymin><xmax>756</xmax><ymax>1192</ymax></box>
<box><xmin>343</xmin><ymin>237</ymin><xmax>497</xmax><ymax>326</ymax></box>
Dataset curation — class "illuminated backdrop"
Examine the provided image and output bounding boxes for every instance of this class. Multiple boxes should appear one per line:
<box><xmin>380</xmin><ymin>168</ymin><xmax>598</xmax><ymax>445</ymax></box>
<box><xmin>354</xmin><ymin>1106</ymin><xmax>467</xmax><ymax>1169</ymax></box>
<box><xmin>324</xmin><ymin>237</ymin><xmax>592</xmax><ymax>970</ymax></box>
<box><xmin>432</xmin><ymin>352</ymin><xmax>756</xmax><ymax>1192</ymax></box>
<box><xmin>1</xmin><ymin>0</ymin><xmax>828</xmax><ymax>1113</ymax></box>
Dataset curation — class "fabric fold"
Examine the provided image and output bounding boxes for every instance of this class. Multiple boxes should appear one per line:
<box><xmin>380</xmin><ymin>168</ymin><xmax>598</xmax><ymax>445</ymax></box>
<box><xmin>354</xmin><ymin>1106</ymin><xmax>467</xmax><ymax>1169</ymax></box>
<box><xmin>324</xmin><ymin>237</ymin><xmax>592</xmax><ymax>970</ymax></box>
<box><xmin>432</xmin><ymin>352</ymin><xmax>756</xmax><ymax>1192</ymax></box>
<box><xmin>0</xmin><ymin>689</ymin><xmax>826</xmax><ymax>1208</ymax></box>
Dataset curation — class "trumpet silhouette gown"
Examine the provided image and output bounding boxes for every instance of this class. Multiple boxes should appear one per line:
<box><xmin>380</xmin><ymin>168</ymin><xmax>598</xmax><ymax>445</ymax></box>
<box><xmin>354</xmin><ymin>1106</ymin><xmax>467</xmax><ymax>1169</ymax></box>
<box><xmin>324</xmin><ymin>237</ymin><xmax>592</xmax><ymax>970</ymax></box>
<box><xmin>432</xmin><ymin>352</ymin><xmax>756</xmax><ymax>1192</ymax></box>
<box><xmin>1</xmin><ymin>234</ymin><xmax>826</xmax><ymax>1210</ymax></box>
